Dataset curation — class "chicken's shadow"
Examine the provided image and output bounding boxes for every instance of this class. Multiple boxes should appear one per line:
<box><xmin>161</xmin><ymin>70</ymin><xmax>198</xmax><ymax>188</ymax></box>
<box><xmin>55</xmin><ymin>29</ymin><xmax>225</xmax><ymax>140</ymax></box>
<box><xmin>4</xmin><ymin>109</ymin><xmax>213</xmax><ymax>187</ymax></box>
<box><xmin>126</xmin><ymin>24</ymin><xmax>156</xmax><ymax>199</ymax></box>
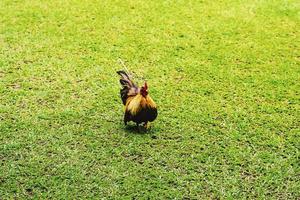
<box><xmin>123</xmin><ymin>125</ymin><xmax>150</xmax><ymax>134</ymax></box>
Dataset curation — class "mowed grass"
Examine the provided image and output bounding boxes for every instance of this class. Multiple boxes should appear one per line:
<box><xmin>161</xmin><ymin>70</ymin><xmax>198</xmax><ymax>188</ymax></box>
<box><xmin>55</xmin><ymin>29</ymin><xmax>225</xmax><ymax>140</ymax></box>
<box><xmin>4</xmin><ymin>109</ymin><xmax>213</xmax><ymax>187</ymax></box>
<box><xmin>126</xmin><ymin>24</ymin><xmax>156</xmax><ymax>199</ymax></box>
<box><xmin>0</xmin><ymin>0</ymin><xmax>299</xmax><ymax>199</ymax></box>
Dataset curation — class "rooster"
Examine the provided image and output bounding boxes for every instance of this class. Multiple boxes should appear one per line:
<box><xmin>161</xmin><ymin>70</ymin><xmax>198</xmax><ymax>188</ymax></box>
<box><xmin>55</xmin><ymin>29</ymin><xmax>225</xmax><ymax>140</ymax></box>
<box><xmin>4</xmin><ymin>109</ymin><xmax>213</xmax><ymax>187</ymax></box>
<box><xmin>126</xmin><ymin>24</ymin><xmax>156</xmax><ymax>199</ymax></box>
<box><xmin>117</xmin><ymin>70</ymin><xmax>157</xmax><ymax>129</ymax></box>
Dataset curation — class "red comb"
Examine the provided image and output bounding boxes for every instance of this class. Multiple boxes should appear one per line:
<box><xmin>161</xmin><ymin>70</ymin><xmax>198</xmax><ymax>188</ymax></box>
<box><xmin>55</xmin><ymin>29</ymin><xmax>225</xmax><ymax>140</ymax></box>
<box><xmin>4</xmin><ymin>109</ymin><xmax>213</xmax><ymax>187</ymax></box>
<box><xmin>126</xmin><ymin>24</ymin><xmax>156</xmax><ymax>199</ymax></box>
<box><xmin>144</xmin><ymin>82</ymin><xmax>148</xmax><ymax>90</ymax></box>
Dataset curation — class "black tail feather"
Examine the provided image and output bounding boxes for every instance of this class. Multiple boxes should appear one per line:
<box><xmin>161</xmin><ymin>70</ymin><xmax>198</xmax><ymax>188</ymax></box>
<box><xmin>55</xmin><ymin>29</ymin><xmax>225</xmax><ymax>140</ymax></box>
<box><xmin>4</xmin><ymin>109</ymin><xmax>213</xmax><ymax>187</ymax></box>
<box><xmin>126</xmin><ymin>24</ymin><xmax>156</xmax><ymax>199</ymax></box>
<box><xmin>117</xmin><ymin>70</ymin><xmax>130</xmax><ymax>82</ymax></box>
<box><xmin>117</xmin><ymin>70</ymin><xmax>137</xmax><ymax>105</ymax></box>
<box><xmin>117</xmin><ymin>70</ymin><xmax>134</xmax><ymax>87</ymax></box>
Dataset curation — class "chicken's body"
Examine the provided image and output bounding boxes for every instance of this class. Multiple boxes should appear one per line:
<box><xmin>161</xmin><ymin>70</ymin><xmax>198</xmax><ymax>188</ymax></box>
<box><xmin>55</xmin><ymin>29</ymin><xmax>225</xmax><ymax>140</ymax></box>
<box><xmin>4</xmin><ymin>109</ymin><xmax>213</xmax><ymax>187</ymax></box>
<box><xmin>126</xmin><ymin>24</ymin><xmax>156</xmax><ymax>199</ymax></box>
<box><xmin>117</xmin><ymin>70</ymin><xmax>157</xmax><ymax>128</ymax></box>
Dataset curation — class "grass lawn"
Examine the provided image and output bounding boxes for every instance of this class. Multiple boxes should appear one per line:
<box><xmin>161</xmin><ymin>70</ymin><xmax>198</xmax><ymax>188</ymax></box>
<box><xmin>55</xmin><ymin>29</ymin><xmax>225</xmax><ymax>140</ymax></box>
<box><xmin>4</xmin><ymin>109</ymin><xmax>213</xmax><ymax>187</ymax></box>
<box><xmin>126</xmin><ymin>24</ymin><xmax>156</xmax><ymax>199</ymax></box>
<box><xmin>0</xmin><ymin>0</ymin><xmax>299</xmax><ymax>199</ymax></box>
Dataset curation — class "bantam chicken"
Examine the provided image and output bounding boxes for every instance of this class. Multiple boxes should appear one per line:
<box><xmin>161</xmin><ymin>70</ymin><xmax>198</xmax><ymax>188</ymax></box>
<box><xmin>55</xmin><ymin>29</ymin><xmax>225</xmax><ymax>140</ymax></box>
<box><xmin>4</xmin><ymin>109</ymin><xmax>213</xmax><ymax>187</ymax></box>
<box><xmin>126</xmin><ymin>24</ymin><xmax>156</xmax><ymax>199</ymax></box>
<box><xmin>117</xmin><ymin>70</ymin><xmax>157</xmax><ymax>129</ymax></box>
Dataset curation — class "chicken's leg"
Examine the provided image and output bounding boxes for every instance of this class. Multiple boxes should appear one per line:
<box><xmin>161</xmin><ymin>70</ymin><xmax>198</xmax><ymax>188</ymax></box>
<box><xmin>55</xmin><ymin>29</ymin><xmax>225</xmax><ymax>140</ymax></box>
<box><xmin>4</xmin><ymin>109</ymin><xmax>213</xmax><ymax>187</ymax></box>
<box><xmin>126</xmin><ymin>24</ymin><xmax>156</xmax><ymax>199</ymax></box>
<box><xmin>143</xmin><ymin>122</ymin><xmax>150</xmax><ymax>129</ymax></box>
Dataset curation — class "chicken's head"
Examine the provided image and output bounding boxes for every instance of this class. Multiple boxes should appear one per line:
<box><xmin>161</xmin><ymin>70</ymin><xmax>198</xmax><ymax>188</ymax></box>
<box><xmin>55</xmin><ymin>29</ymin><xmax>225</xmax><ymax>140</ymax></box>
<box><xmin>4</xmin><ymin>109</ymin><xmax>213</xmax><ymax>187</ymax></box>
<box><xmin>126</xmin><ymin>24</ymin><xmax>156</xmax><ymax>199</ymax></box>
<box><xmin>140</xmin><ymin>82</ymin><xmax>148</xmax><ymax>97</ymax></box>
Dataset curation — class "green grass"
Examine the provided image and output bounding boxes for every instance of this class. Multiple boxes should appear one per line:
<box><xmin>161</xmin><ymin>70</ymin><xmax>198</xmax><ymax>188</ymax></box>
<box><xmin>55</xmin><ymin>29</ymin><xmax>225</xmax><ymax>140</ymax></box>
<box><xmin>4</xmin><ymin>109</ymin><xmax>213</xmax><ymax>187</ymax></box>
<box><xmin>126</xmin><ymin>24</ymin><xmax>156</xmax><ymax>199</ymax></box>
<box><xmin>0</xmin><ymin>0</ymin><xmax>299</xmax><ymax>199</ymax></box>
